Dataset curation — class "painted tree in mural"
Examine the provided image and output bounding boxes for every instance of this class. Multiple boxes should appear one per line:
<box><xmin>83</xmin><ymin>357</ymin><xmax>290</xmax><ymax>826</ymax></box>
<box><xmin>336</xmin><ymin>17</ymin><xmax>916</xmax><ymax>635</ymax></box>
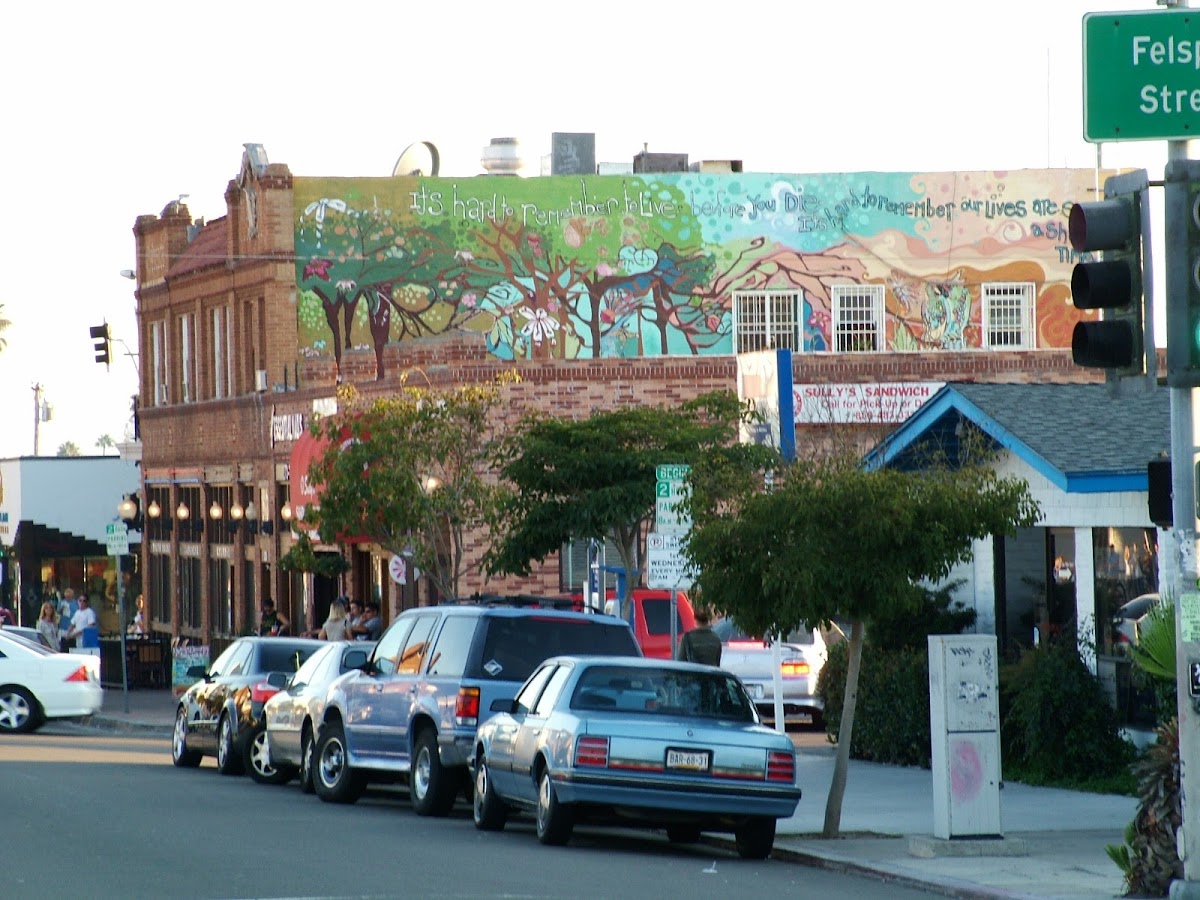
<box><xmin>297</xmin><ymin>201</ymin><xmax>476</xmax><ymax>381</ymax></box>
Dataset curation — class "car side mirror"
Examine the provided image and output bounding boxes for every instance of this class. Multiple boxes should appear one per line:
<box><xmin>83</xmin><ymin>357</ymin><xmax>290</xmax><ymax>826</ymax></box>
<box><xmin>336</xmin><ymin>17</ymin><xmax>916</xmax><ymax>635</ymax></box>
<box><xmin>490</xmin><ymin>698</ymin><xmax>517</xmax><ymax>713</ymax></box>
<box><xmin>344</xmin><ymin>649</ymin><xmax>369</xmax><ymax>671</ymax></box>
<box><xmin>266</xmin><ymin>671</ymin><xmax>288</xmax><ymax>689</ymax></box>
<box><xmin>186</xmin><ymin>664</ymin><xmax>208</xmax><ymax>679</ymax></box>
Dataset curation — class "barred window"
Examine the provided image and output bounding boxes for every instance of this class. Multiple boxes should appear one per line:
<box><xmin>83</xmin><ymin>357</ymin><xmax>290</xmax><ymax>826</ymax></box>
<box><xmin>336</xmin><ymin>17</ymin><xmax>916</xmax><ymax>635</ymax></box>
<box><xmin>982</xmin><ymin>282</ymin><xmax>1035</xmax><ymax>349</ymax></box>
<box><xmin>732</xmin><ymin>291</ymin><xmax>801</xmax><ymax>353</ymax></box>
<box><xmin>831</xmin><ymin>285</ymin><xmax>884</xmax><ymax>352</ymax></box>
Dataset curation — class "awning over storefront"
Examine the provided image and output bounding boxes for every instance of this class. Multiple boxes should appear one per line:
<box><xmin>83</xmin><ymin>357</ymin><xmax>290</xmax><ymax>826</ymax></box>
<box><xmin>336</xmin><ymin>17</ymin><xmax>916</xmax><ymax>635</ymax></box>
<box><xmin>287</xmin><ymin>427</ymin><xmax>370</xmax><ymax>544</ymax></box>
<box><xmin>14</xmin><ymin>520</ymin><xmax>107</xmax><ymax>558</ymax></box>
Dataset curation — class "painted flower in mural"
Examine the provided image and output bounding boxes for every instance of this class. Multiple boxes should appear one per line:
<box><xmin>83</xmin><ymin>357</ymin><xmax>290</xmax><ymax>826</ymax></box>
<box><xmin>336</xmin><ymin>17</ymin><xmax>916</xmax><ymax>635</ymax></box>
<box><xmin>303</xmin><ymin>258</ymin><xmax>334</xmax><ymax>282</ymax></box>
<box><xmin>301</xmin><ymin>198</ymin><xmax>349</xmax><ymax>248</ymax></box>
<box><xmin>519</xmin><ymin>307</ymin><xmax>560</xmax><ymax>345</ymax></box>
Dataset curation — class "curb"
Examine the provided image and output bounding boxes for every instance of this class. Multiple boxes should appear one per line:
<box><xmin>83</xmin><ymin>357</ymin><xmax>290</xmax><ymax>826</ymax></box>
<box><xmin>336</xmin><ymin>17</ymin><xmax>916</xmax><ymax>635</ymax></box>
<box><xmin>706</xmin><ymin>836</ymin><xmax>1042</xmax><ymax>900</ymax></box>
<box><xmin>67</xmin><ymin>715</ymin><xmax>173</xmax><ymax>737</ymax></box>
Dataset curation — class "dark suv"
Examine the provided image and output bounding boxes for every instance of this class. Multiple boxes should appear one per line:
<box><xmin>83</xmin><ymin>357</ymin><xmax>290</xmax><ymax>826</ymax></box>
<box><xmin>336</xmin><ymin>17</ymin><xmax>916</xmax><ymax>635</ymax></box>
<box><xmin>312</xmin><ymin>603</ymin><xmax>641</xmax><ymax>815</ymax></box>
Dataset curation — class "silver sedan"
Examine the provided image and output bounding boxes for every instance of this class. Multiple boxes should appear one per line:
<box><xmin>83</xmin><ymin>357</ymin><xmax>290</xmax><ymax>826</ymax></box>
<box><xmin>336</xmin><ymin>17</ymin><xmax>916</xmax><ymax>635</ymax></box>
<box><xmin>472</xmin><ymin>655</ymin><xmax>801</xmax><ymax>858</ymax></box>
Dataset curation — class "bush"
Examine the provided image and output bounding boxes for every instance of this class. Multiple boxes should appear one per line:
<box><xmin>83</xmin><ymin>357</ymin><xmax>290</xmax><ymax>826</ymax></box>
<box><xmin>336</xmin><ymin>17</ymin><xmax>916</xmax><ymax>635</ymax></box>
<box><xmin>817</xmin><ymin>640</ymin><xmax>933</xmax><ymax>767</ymax></box>
<box><xmin>1000</xmin><ymin>642</ymin><xmax>1136</xmax><ymax>787</ymax></box>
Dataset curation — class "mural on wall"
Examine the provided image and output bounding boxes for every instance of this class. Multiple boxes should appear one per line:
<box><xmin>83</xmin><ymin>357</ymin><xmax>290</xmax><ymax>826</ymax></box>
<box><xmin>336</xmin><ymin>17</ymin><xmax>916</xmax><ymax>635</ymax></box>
<box><xmin>294</xmin><ymin>170</ymin><xmax>1098</xmax><ymax>380</ymax></box>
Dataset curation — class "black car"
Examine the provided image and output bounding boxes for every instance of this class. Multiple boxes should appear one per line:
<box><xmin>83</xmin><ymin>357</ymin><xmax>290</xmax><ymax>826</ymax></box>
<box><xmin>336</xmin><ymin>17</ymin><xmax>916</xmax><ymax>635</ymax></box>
<box><xmin>171</xmin><ymin>636</ymin><xmax>325</xmax><ymax>776</ymax></box>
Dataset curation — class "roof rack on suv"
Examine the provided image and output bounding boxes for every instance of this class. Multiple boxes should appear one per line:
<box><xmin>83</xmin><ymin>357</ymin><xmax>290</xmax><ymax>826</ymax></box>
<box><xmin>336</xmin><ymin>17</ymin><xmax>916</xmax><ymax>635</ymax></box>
<box><xmin>441</xmin><ymin>593</ymin><xmax>589</xmax><ymax>610</ymax></box>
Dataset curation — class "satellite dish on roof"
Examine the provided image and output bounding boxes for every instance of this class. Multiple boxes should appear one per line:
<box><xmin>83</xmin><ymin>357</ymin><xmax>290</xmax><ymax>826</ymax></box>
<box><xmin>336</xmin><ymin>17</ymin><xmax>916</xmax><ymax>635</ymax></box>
<box><xmin>392</xmin><ymin>141</ymin><xmax>440</xmax><ymax>177</ymax></box>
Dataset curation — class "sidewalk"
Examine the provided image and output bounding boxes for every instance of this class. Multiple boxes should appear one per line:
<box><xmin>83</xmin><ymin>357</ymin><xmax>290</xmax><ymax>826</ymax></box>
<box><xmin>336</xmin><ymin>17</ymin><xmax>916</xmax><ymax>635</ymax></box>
<box><xmin>83</xmin><ymin>689</ymin><xmax>1138</xmax><ymax>899</ymax></box>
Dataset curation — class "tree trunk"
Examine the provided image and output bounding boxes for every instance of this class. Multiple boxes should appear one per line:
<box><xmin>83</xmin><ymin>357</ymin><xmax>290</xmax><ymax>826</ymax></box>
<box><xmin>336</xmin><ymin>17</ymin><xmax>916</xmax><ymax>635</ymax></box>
<box><xmin>823</xmin><ymin>618</ymin><xmax>865</xmax><ymax>838</ymax></box>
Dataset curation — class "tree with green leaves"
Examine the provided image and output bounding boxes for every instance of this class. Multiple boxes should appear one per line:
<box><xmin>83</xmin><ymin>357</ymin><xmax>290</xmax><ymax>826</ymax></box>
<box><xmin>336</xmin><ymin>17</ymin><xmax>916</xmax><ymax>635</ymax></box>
<box><xmin>95</xmin><ymin>434</ymin><xmax>116</xmax><ymax>455</ymax></box>
<box><xmin>56</xmin><ymin>441</ymin><xmax>81</xmax><ymax>457</ymax></box>
<box><xmin>300</xmin><ymin>376</ymin><xmax>511</xmax><ymax>600</ymax></box>
<box><xmin>485</xmin><ymin>390</ymin><xmax>776</xmax><ymax>608</ymax></box>
<box><xmin>686</xmin><ymin>454</ymin><xmax>1040</xmax><ymax>838</ymax></box>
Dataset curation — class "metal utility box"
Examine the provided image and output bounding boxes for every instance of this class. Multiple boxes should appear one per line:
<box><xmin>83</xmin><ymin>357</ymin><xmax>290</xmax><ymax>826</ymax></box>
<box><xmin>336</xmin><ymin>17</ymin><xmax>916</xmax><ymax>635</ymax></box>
<box><xmin>928</xmin><ymin>635</ymin><xmax>1002</xmax><ymax>839</ymax></box>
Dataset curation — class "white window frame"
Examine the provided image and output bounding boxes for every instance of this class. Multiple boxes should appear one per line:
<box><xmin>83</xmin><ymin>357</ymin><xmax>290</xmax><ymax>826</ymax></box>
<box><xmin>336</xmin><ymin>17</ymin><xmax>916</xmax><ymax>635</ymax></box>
<box><xmin>212</xmin><ymin>306</ymin><xmax>232</xmax><ymax>399</ymax></box>
<box><xmin>732</xmin><ymin>290</ymin><xmax>802</xmax><ymax>354</ymax></box>
<box><xmin>180</xmin><ymin>313</ymin><xmax>195</xmax><ymax>404</ymax></box>
<box><xmin>151</xmin><ymin>321</ymin><xmax>168</xmax><ymax>406</ymax></box>
<box><xmin>831</xmin><ymin>284</ymin><xmax>884</xmax><ymax>353</ymax></box>
<box><xmin>981</xmin><ymin>281</ymin><xmax>1035</xmax><ymax>350</ymax></box>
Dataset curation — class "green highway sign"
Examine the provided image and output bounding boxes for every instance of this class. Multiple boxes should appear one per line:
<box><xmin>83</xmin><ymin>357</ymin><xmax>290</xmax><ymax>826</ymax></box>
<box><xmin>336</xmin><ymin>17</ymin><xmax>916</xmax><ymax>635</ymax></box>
<box><xmin>1084</xmin><ymin>9</ymin><xmax>1200</xmax><ymax>142</ymax></box>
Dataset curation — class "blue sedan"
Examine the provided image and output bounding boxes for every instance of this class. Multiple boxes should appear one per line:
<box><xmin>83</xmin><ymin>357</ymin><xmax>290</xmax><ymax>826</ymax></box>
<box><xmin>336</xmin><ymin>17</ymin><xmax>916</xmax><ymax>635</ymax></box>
<box><xmin>471</xmin><ymin>655</ymin><xmax>802</xmax><ymax>858</ymax></box>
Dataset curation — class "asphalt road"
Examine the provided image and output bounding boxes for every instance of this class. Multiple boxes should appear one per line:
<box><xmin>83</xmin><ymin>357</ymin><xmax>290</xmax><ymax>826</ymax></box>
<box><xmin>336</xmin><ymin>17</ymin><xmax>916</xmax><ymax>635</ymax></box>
<box><xmin>1</xmin><ymin>725</ymin><xmax>937</xmax><ymax>900</ymax></box>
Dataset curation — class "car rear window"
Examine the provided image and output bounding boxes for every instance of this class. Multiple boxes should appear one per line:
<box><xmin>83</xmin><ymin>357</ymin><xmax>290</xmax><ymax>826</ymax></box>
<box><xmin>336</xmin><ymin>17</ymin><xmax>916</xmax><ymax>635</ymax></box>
<box><xmin>260</xmin><ymin>643</ymin><xmax>318</xmax><ymax>673</ymax></box>
<box><xmin>571</xmin><ymin>664</ymin><xmax>756</xmax><ymax>722</ymax></box>
<box><xmin>714</xmin><ymin>619</ymin><xmax>815</xmax><ymax>645</ymax></box>
<box><xmin>468</xmin><ymin>617</ymin><xmax>640</xmax><ymax>682</ymax></box>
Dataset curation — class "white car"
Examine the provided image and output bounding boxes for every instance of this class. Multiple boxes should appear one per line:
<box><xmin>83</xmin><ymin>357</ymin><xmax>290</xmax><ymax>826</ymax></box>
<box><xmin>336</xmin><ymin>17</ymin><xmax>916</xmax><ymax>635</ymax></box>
<box><xmin>713</xmin><ymin>618</ymin><xmax>843</xmax><ymax>727</ymax></box>
<box><xmin>0</xmin><ymin>629</ymin><xmax>103</xmax><ymax>733</ymax></box>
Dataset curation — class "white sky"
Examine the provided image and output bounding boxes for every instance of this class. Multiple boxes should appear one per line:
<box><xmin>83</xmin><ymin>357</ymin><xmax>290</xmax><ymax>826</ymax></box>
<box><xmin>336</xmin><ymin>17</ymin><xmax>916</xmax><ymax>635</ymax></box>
<box><xmin>0</xmin><ymin>0</ymin><xmax>1178</xmax><ymax>459</ymax></box>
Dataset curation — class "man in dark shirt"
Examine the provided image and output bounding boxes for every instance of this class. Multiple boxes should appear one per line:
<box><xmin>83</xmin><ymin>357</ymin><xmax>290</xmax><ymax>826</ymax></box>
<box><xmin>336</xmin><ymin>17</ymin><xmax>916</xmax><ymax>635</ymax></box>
<box><xmin>675</xmin><ymin>609</ymin><xmax>722</xmax><ymax>666</ymax></box>
<box><xmin>352</xmin><ymin>601</ymin><xmax>383</xmax><ymax>641</ymax></box>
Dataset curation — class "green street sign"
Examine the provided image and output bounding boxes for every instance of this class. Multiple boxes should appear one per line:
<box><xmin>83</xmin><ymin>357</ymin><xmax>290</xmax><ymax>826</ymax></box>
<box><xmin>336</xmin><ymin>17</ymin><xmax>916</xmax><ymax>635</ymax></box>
<box><xmin>1084</xmin><ymin>9</ymin><xmax>1200</xmax><ymax>142</ymax></box>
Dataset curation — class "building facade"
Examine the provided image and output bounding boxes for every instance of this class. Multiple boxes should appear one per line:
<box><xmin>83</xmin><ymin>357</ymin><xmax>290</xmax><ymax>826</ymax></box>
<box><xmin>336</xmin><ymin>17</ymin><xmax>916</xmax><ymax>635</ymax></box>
<box><xmin>131</xmin><ymin>146</ymin><xmax>1108</xmax><ymax>651</ymax></box>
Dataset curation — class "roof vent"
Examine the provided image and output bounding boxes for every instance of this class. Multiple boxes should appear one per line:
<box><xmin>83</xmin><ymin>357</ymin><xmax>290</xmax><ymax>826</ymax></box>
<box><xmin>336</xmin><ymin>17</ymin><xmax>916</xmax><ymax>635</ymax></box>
<box><xmin>481</xmin><ymin>137</ymin><xmax>524</xmax><ymax>176</ymax></box>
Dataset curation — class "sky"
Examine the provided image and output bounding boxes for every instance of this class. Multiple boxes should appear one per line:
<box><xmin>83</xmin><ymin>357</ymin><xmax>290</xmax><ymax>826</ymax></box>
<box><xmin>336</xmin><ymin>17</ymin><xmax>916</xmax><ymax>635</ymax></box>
<box><xmin>0</xmin><ymin>0</ymin><xmax>1179</xmax><ymax>459</ymax></box>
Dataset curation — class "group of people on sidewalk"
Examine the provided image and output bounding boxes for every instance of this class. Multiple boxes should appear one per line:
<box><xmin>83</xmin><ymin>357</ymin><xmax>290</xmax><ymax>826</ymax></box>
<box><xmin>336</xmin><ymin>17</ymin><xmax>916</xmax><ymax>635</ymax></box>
<box><xmin>256</xmin><ymin>596</ymin><xmax>382</xmax><ymax>642</ymax></box>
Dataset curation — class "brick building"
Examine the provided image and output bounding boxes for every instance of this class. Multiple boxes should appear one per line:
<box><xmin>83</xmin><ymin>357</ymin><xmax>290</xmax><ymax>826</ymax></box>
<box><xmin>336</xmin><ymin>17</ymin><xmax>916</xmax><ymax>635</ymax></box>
<box><xmin>130</xmin><ymin>145</ymin><xmax>1108</xmax><ymax>651</ymax></box>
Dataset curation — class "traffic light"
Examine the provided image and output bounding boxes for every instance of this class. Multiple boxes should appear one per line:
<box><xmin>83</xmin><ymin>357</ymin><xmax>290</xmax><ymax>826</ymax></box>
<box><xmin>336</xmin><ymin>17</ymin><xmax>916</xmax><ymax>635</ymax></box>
<box><xmin>1166</xmin><ymin>159</ymin><xmax>1200</xmax><ymax>387</ymax></box>
<box><xmin>1069</xmin><ymin>169</ymin><xmax>1150</xmax><ymax>378</ymax></box>
<box><xmin>90</xmin><ymin>323</ymin><xmax>110</xmax><ymax>367</ymax></box>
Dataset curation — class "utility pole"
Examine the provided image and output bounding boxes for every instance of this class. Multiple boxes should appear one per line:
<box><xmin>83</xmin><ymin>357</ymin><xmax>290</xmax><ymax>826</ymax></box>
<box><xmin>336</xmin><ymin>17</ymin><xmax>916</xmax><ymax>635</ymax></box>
<box><xmin>31</xmin><ymin>383</ymin><xmax>42</xmax><ymax>456</ymax></box>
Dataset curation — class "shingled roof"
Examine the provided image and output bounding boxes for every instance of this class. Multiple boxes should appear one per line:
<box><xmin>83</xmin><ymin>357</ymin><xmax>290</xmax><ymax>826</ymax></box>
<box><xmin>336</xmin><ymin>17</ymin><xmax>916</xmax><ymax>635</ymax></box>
<box><xmin>864</xmin><ymin>382</ymin><xmax>1170</xmax><ymax>493</ymax></box>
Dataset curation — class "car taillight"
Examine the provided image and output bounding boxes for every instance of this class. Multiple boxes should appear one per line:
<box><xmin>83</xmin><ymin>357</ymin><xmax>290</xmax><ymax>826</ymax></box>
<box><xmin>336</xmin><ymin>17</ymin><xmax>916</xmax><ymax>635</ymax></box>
<box><xmin>766</xmin><ymin>750</ymin><xmax>795</xmax><ymax>783</ymax></box>
<box><xmin>780</xmin><ymin>660</ymin><xmax>810</xmax><ymax>677</ymax></box>
<box><xmin>456</xmin><ymin>687</ymin><xmax>480</xmax><ymax>726</ymax></box>
<box><xmin>250</xmin><ymin>682</ymin><xmax>280</xmax><ymax>704</ymax></box>
<box><xmin>64</xmin><ymin>666</ymin><xmax>92</xmax><ymax>683</ymax></box>
<box><xmin>575</xmin><ymin>736</ymin><xmax>609</xmax><ymax>767</ymax></box>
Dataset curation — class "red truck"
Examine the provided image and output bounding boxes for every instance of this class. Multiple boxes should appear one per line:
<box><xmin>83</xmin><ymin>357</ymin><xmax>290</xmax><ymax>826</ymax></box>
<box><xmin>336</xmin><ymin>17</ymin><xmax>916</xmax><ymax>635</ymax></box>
<box><xmin>570</xmin><ymin>588</ymin><xmax>695</xmax><ymax>659</ymax></box>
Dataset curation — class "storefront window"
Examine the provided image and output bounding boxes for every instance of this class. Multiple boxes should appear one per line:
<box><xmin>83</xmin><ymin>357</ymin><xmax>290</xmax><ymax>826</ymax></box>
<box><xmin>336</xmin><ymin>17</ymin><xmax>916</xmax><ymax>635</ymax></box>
<box><xmin>208</xmin><ymin>558</ymin><xmax>232</xmax><ymax>635</ymax></box>
<box><xmin>180</xmin><ymin>556</ymin><xmax>201</xmax><ymax>630</ymax></box>
<box><xmin>150</xmin><ymin>553</ymin><xmax>171</xmax><ymax>626</ymax></box>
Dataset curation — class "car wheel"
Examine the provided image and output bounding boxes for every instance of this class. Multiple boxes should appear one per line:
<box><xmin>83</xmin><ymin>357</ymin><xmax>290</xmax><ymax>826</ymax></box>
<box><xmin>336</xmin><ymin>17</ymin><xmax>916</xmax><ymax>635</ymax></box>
<box><xmin>313</xmin><ymin>720</ymin><xmax>365</xmax><ymax>804</ymax></box>
<box><xmin>245</xmin><ymin>726</ymin><xmax>296</xmax><ymax>786</ymax></box>
<box><xmin>666</xmin><ymin>825</ymin><xmax>702</xmax><ymax>844</ymax></box>
<box><xmin>472</xmin><ymin>754</ymin><xmax>508</xmax><ymax>831</ymax></box>
<box><xmin>216</xmin><ymin>713</ymin><xmax>244</xmax><ymax>776</ymax></box>
<box><xmin>171</xmin><ymin>706</ymin><xmax>202</xmax><ymax>767</ymax></box>
<box><xmin>535</xmin><ymin>766</ymin><xmax>574</xmax><ymax>846</ymax></box>
<box><xmin>411</xmin><ymin>728</ymin><xmax>459</xmax><ymax>817</ymax></box>
<box><xmin>298</xmin><ymin>724</ymin><xmax>316</xmax><ymax>794</ymax></box>
<box><xmin>0</xmin><ymin>686</ymin><xmax>39</xmax><ymax>734</ymax></box>
<box><xmin>734</xmin><ymin>817</ymin><xmax>776</xmax><ymax>860</ymax></box>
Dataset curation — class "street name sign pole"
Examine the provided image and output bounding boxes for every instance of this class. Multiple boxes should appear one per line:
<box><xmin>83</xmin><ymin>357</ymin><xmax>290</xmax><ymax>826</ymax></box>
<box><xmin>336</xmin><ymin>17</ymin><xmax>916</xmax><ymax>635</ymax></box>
<box><xmin>106</xmin><ymin>521</ymin><xmax>130</xmax><ymax>712</ymax></box>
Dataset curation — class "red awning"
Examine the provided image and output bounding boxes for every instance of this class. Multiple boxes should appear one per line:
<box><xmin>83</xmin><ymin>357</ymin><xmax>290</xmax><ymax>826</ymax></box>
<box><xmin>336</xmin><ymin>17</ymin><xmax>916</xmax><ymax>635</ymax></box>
<box><xmin>287</xmin><ymin>425</ymin><xmax>370</xmax><ymax>544</ymax></box>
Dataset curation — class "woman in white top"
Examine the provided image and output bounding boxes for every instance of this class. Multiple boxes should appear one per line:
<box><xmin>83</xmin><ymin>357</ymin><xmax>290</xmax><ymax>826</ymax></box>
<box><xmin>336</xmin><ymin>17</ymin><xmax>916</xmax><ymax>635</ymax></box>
<box><xmin>318</xmin><ymin>599</ymin><xmax>351</xmax><ymax>641</ymax></box>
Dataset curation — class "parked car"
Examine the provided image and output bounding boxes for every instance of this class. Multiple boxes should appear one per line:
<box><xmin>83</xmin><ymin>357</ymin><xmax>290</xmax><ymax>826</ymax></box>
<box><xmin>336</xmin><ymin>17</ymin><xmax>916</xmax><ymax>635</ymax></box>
<box><xmin>171</xmin><ymin>636</ymin><xmax>324</xmax><ymax>776</ymax></box>
<box><xmin>261</xmin><ymin>641</ymin><xmax>373</xmax><ymax>790</ymax></box>
<box><xmin>313</xmin><ymin>603</ymin><xmax>642</xmax><ymax>815</ymax></box>
<box><xmin>471</xmin><ymin>655</ymin><xmax>801</xmax><ymax>857</ymax></box>
<box><xmin>713</xmin><ymin>617</ymin><xmax>843</xmax><ymax>727</ymax></box>
<box><xmin>1</xmin><ymin>625</ymin><xmax>54</xmax><ymax>650</ymax></box>
<box><xmin>0</xmin><ymin>628</ymin><xmax>102</xmax><ymax>733</ymax></box>
<box><xmin>568</xmin><ymin>588</ymin><xmax>695</xmax><ymax>659</ymax></box>
<box><xmin>1113</xmin><ymin>591</ymin><xmax>1162</xmax><ymax>651</ymax></box>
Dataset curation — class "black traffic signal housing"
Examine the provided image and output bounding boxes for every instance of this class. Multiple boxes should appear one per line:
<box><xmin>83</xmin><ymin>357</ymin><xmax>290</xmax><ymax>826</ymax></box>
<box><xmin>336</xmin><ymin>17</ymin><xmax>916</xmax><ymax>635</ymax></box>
<box><xmin>90</xmin><ymin>323</ymin><xmax>111</xmax><ymax>368</ymax></box>
<box><xmin>1147</xmin><ymin>458</ymin><xmax>1172</xmax><ymax>529</ymax></box>
<box><xmin>1069</xmin><ymin>169</ymin><xmax>1150</xmax><ymax>378</ymax></box>
<box><xmin>1165</xmin><ymin>158</ymin><xmax>1200</xmax><ymax>387</ymax></box>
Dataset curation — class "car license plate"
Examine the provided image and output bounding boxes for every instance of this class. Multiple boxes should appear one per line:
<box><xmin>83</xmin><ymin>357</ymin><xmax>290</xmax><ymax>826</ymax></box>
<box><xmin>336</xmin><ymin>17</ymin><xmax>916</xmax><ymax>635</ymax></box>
<box><xmin>666</xmin><ymin>748</ymin><xmax>711</xmax><ymax>771</ymax></box>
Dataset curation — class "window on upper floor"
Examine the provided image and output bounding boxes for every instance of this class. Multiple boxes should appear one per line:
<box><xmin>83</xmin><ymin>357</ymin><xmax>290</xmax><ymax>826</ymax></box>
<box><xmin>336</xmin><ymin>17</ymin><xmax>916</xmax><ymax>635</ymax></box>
<box><xmin>150</xmin><ymin>321</ymin><xmax>168</xmax><ymax>406</ymax></box>
<box><xmin>981</xmin><ymin>282</ymin><xmax>1035</xmax><ymax>350</ymax></box>
<box><xmin>732</xmin><ymin>291</ymin><xmax>802</xmax><ymax>354</ymax></box>
<box><xmin>179</xmin><ymin>313</ymin><xmax>196</xmax><ymax>404</ymax></box>
<box><xmin>831</xmin><ymin>284</ymin><xmax>884</xmax><ymax>353</ymax></box>
<box><xmin>212</xmin><ymin>306</ymin><xmax>232</xmax><ymax>399</ymax></box>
